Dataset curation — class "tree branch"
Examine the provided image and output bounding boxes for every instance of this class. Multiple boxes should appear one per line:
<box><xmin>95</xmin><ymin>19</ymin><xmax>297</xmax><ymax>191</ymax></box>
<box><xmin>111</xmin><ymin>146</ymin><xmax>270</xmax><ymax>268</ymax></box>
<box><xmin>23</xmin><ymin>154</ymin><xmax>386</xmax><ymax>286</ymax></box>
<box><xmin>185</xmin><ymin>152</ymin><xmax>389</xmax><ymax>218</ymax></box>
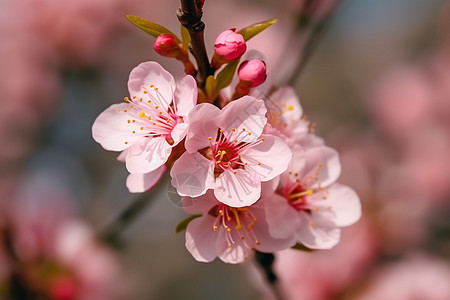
<box><xmin>177</xmin><ymin>0</ymin><xmax>214</xmax><ymax>90</ymax></box>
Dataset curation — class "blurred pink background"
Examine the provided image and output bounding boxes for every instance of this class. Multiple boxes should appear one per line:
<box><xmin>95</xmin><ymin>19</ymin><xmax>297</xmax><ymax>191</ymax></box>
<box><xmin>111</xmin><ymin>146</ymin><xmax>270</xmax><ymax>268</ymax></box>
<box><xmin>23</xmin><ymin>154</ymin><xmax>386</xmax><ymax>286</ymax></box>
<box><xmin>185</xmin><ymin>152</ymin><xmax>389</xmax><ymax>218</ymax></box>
<box><xmin>1</xmin><ymin>0</ymin><xmax>449</xmax><ymax>299</ymax></box>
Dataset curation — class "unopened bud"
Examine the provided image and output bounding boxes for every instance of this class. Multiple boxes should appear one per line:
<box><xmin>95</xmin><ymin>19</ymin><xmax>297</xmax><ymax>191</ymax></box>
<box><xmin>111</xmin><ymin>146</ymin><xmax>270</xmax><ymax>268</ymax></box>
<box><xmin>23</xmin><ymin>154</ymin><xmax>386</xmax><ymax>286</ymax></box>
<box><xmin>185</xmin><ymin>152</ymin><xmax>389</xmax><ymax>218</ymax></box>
<box><xmin>212</xmin><ymin>29</ymin><xmax>246</xmax><ymax>68</ymax></box>
<box><xmin>154</xmin><ymin>34</ymin><xmax>183</xmax><ymax>58</ymax></box>
<box><xmin>238</xmin><ymin>60</ymin><xmax>267</xmax><ymax>87</ymax></box>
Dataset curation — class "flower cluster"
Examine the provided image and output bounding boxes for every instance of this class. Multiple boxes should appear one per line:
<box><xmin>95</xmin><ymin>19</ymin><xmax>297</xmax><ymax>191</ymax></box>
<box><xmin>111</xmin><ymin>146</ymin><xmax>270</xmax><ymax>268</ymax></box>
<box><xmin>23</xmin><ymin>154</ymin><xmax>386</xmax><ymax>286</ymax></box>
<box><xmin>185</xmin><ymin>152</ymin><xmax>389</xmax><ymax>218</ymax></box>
<box><xmin>92</xmin><ymin>26</ymin><xmax>361</xmax><ymax>264</ymax></box>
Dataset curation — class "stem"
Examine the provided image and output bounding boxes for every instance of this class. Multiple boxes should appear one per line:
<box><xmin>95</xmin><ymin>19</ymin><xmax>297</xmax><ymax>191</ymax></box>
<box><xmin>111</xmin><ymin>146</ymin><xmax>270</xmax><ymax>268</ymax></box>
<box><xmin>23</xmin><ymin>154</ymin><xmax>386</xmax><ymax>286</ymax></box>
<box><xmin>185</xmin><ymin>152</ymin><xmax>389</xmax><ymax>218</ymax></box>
<box><xmin>98</xmin><ymin>180</ymin><xmax>163</xmax><ymax>246</ymax></box>
<box><xmin>254</xmin><ymin>251</ymin><xmax>284</xmax><ymax>300</ymax></box>
<box><xmin>286</xmin><ymin>0</ymin><xmax>343</xmax><ymax>86</ymax></box>
<box><xmin>177</xmin><ymin>0</ymin><xmax>214</xmax><ymax>90</ymax></box>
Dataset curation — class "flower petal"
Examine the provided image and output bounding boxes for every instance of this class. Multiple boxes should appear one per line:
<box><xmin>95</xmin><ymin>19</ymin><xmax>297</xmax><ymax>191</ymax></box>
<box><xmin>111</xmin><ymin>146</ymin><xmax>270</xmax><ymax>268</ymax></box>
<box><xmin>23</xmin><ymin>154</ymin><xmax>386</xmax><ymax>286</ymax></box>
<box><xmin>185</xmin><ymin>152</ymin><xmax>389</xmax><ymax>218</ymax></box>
<box><xmin>218</xmin><ymin>242</ymin><xmax>249</xmax><ymax>264</ymax></box>
<box><xmin>171</xmin><ymin>122</ymin><xmax>189</xmax><ymax>146</ymax></box>
<box><xmin>182</xmin><ymin>190</ymin><xmax>218</xmax><ymax>215</ymax></box>
<box><xmin>266</xmin><ymin>86</ymin><xmax>303</xmax><ymax>125</ymax></box>
<box><xmin>219</xmin><ymin>96</ymin><xmax>267</xmax><ymax>143</ymax></box>
<box><xmin>126</xmin><ymin>165</ymin><xmax>166</xmax><ymax>193</ymax></box>
<box><xmin>92</xmin><ymin>103</ymin><xmax>142</xmax><ymax>151</ymax></box>
<box><xmin>302</xmin><ymin>146</ymin><xmax>341</xmax><ymax>189</ymax></box>
<box><xmin>241</xmin><ymin>134</ymin><xmax>292</xmax><ymax>181</ymax></box>
<box><xmin>261</xmin><ymin>193</ymin><xmax>301</xmax><ymax>239</ymax></box>
<box><xmin>185</xmin><ymin>215</ymin><xmax>227</xmax><ymax>262</ymax></box>
<box><xmin>214</xmin><ymin>169</ymin><xmax>260</xmax><ymax>207</ymax></box>
<box><xmin>170</xmin><ymin>152</ymin><xmax>215</xmax><ymax>197</ymax></box>
<box><xmin>184</xmin><ymin>103</ymin><xmax>221</xmax><ymax>153</ymax></box>
<box><xmin>250</xmin><ymin>204</ymin><xmax>296</xmax><ymax>252</ymax></box>
<box><xmin>296</xmin><ymin>213</ymin><xmax>341</xmax><ymax>249</ymax></box>
<box><xmin>310</xmin><ymin>183</ymin><xmax>361</xmax><ymax>227</ymax></box>
<box><xmin>125</xmin><ymin>137</ymin><xmax>171</xmax><ymax>173</ymax></box>
<box><xmin>174</xmin><ymin>75</ymin><xmax>197</xmax><ymax>117</ymax></box>
<box><xmin>128</xmin><ymin>61</ymin><xmax>175</xmax><ymax>111</ymax></box>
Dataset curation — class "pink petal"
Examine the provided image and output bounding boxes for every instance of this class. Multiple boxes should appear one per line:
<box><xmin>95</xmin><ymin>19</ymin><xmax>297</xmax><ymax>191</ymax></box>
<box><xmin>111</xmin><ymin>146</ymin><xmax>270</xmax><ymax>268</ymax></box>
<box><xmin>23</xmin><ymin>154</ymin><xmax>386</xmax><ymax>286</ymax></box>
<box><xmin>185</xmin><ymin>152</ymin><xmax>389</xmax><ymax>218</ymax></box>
<box><xmin>260</xmin><ymin>176</ymin><xmax>279</xmax><ymax>196</ymax></box>
<box><xmin>214</xmin><ymin>169</ymin><xmax>260</xmax><ymax>207</ymax></box>
<box><xmin>184</xmin><ymin>103</ymin><xmax>221</xmax><ymax>153</ymax></box>
<box><xmin>241</xmin><ymin>134</ymin><xmax>292</xmax><ymax>181</ymax></box>
<box><xmin>250</xmin><ymin>204</ymin><xmax>296</xmax><ymax>252</ymax></box>
<box><xmin>261</xmin><ymin>193</ymin><xmax>301</xmax><ymax>239</ymax></box>
<box><xmin>218</xmin><ymin>243</ymin><xmax>249</xmax><ymax>264</ymax></box>
<box><xmin>92</xmin><ymin>103</ymin><xmax>142</xmax><ymax>151</ymax></box>
<box><xmin>219</xmin><ymin>96</ymin><xmax>267</xmax><ymax>143</ymax></box>
<box><xmin>127</xmin><ymin>61</ymin><xmax>175</xmax><ymax>111</ymax></box>
<box><xmin>174</xmin><ymin>75</ymin><xmax>197</xmax><ymax>117</ymax></box>
<box><xmin>296</xmin><ymin>213</ymin><xmax>341</xmax><ymax>249</ymax></box>
<box><xmin>170</xmin><ymin>152</ymin><xmax>215</xmax><ymax>197</ymax></box>
<box><xmin>185</xmin><ymin>215</ymin><xmax>227</xmax><ymax>262</ymax></box>
<box><xmin>126</xmin><ymin>165</ymin><xmax>166</xmax><ymax>193</ymax></box>
<box><xmin>171</xmin><ymin>122</ymin><xmax>189</xmax><ymax>146</ymax></box>
<box><xmin>310</xmin><ymin>183</ymin><xmax>361</xmax><ymax>227</ymax></box>
<box><xmin>266</xmin><ymin>86</ymin><xmax>303</xmax><ymax>124</ymax></box>
<box><xmin>302</xmin><ymin>146</ymin><xmax>341</xmax><ymax>189</ymax></box>
<box><xmin>182</xmin><ymin>190</ymin><xmax>219</xmax><ymax>215</ymax></box>
<box><xmin>125</xmin><ymin>137</ymin><xmax>171</xmax><ymax>173</ymax></box>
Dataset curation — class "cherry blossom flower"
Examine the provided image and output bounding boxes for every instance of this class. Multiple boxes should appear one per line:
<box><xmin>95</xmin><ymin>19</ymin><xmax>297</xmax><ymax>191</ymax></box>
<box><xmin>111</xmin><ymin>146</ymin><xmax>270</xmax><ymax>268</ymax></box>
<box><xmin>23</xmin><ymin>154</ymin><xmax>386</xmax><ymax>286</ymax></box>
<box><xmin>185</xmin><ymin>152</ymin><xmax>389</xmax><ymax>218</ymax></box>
<box><xmin>261</xmin><ymin>86</ymin><xmax>323</xmax><ymax>148</ymax></box>
<box><xmin>92</xmin><ymin>61</ymin><xmax>197</xmax><ymax>176</ymax></box>
<box><xmin>182</xmin><ymin>191</ymin><xmax>294</xmax><ymax>264</ymax></box>
<box><xmin>170</xmin><ymin>96</ymin><xmax>292</xmax><ymax>207</ymax></box>
<box><xmin>261</xmin><ymin>145</ymin><xmax>361</xmax><ymax>249</ymax></box>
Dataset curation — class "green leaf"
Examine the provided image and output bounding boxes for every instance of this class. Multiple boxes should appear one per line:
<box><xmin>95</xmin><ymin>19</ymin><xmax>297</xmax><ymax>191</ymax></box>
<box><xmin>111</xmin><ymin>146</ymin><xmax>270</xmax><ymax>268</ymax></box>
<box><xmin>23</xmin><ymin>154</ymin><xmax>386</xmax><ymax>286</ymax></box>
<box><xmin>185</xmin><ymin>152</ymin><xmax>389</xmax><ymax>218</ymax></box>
<box><xmin>237</xmin><ymin>17</ymin><xmax>279</xmax><ymax>41</ymax></box>
<box><xmin>216</xmin><ymin>58</ymin><xmax>240</xmax><ymax>91</ymax></box>
<box><xmin>126</xmin><ymin>15</ymin><xmax>182</xmax><ymax>44</ymax></box>
<box><xmin>181</xmin><ymin>25</ymin><xmax>191</xmax><ymax>51</ymax></box>
<box><xmin>291</xmin><ymin>243</ymin><xmax>315</xmax><ymax>252</ymax></box>
<box><xmin>175</xmin><ymin>214</ymin><xmax>202</xmax><ymax>233</ymax></box>
<box><xmin>205</xmin><ymin>75</ymin><xmax>217</xmax><ymax>99</ymax></box>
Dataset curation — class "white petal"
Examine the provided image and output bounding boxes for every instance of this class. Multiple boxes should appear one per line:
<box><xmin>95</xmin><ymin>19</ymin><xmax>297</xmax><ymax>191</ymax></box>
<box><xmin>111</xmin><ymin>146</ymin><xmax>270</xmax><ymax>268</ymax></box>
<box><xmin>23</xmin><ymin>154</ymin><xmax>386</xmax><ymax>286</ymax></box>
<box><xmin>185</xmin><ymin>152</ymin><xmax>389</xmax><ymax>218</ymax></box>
<box><xmin>92</xmin><ymin>103</ymin><xmax>142</xmax><ymax>151</ymax></box>
<box><xmin>174</xmin><ymin>75</ymin><xmax>197</xmax><ymax>117</ymax></box>
<box><xmin>214</xmin><ymin>169</ymin><xmax>260</xmax><ymax>207</ymax></box>
<box><xmin>128</xmin><ymin>62</ymin><xmax>175</xmax><ymax>111</ymax></box>
<box><xmin>126</xmin><ymin>166</ymin><xmax>166</xmax><ymax>193</ymax></box>
<box><xmin>241</xmin><ymin>134</ymin><xmax>292</xmax><ymax>181</ymax></box>
<box><xmin>184</xmin><ymin>103</ymin><xmax>221</xmax><ymax>153</ymax></box>
<box><xmin>310</xmin><ymin>183</ymin><xmax>361</xmax><ymax>227</ymax></box>
<box><xmin>125</xmin><ymin>137</ymin><xmax>171</xmax><ymax>173</ymax></box>
<box><xmin>171</xmin><ymin>122</ymin><xmax>189</xmax><ymax>146</ymax></box>
<box><xmin>219</xmin><ymin>96</ymin><xmax>267</xmax><ymax>143</ymax></box>
<box><xmin>296</xmin><ymin>213</ymin><xmax>341</xmax><ymax>249</ymax></box>
<box><xmin>170</xmin><ymin>152</ymin><xmax>215</xmax><ymax>197</ymax></box>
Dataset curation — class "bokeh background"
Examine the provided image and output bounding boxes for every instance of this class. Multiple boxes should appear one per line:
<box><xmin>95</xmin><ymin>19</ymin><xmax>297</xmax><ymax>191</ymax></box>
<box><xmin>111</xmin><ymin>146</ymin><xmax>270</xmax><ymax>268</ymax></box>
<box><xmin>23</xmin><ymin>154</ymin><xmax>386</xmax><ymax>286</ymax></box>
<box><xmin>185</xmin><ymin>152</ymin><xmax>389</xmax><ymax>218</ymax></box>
<box><xmin>1</xmin><ymin>0</ymin><xmax>450</xmax><ymax>299</ymax></box>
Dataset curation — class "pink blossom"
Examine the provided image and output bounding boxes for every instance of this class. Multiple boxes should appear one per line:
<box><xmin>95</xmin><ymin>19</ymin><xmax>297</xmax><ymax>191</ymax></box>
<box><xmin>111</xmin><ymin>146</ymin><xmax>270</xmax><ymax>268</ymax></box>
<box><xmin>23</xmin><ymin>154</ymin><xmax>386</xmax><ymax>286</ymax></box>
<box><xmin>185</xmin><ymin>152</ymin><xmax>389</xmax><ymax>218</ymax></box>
<box><xmin>261</xmin><ymin>86</ymin><xmax>323</xmax><ymax>148</ymax></box>
<box><xmin>353</xmin><ymin>254</ymin><xmax>450</xmax><ymax>300</ymax></box>
<box><xmin>238</xmin><ymin>60</ymin><xmax>267</xmax><ymax>88</ymax></box>
<box><xmin>261</xmin><ymin>145</ymin><xmax>361</xmax><ymax>249</ymax></box>
<box><xmin>170</xmin><ymin>96</ymin><xmax>292</xmax><ymax>207</ymax></box>
<box><xmin>92</xmin><ymin>61</ymin><xmax>197</xmax><ymax>176</ymax></box>
<box><xmin>154</xmin><ymin>34</ymin><xmax>183</xmax><ymax>58</ymax></box>
<box><xmin>182</xmin><ymin>191</ymin><xmax>294</xmax><ymax>264</ymax></box>
<box><xmin>214</xmin><ymin>29</ymin><xmax>247</xmax><ymax>61</ymax></box>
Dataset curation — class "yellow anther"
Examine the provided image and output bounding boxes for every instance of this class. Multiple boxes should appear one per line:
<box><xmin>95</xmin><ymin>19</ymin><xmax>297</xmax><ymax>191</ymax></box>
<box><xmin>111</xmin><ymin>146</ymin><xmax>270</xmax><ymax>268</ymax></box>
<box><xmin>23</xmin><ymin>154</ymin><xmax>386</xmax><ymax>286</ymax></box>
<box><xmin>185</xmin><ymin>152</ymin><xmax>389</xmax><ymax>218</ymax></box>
<box><xmin>132</xmin><ymin>120</ymin><xmax>135</xmax><ymax>123</ymax></box>
<box><xmin>167</xmin><ymin>119</ymin><xmax>171</xmax><ymax>123</ymax></box>
<box><xmin>140</xmin><ymin>127</ymin><xmax>144</xmax><ymax>130</ymax></box>
<box><xmin>232</xmin><ymin>128</ymin><xmax>236</xmax><ymax>132</ymax></box>
<box><xmin>150</xmin><ymin>85</ymin><xmax>154</xmax><ymax>87</ymax></box>
<box><xmin>234</xmin><ymin>171</ymin><xmax>237</xmax><ymax>175</ymax></box>
<box><xmin>288</xmin><ymin>189</ymin><xmax>314</xmax><ymax>200</ymax></box>
<box><xmin>208</xmin><ymin>137</ymin><xmax>212</xmax><ymax>140</ymax></box>
<box><xmin>133</xmin><ymin>96</ymin><xmax>137</xmax><ymax>99</ymax></box>
<box><xmin>309</xmin><ymin>221</ymin><xmax>316</xmax><ymax>226</ymax></box>
<box><xmin>219</xmin><ymin>129</ymin><xmax>223</xmax><ymax>132</ymax></box>
<box><xmin>140</xmin><ymin>98</ymin><xmax>143</xmax><ymax>101</ymax></box>
<box><xmin>132</xmin><ymin>131</ymin><xmax>135</xmax><ymax>133</ymax></box>
<box><xmin>124</xmin><ymin>109</ymin><xmax>127</xmax><ymax>112</ymax></box>
<box><xmin>139</xmin><ymin>111</ymin><xmax>146</xmax><ymax>118</ymax></box>
<box><xmin>155</xmin><ymin>87</ymin><xmax>158</xmax><ymax>91</ymax></box>
<box><xmin>228</xmin><ymin>243</ymin><xmax>232</xmax><ymax>247</ymax></box>
<box><xmin>155</xmin><ymin>106</ymin><xmax>159</xmax><ymax>109</ymax></box>
<box><xmin>213</xmin><ymin>226</ymin><xmax>218</xmax><ymax>231</ymax></box>
<box><xmin>248</xmin><ymin>132</ymin><xmax>251</xmax><ymax>136</ymax></box>
<box><xmin>124</xmin><ymin>141</ymin><xmax>128</xmax><ymax>144</ymax></box>
<box><xmin>242</xmin><ymin>128</ymin><xmax>246</xmax><ymax>131</ymax></box>
<box><xmin>124</xmin><ymin>97</ymin><xmax>129</xmax><ymax>101</ymax></box>
<box><xmin>127</xmin><ymin>120</ymin><xmax>130</xmax><ymax>123</ymax></box>
<box><xmin>258</xmin><ymin>162</ymin><xmax>261</xmax><ymax>166</ymax></box>
<box><xmin>143</xmin><ymin>91</ymin><xmax>148</xmax><ymax>94</ymax></box>
<box><xmin>287</xmin><ymin>105</ymin><xmax>294</xmax><ymax>111</ymax></box>
<box><xmin>318</xmin><ymin>163</ymin><xmax>323</xmax><ymax>167</ymax></box>
<box><xmin>130</xmin><ymin>105</ymin><xmax>133</xmax><ymax>108</ymax></box>
<box><xmin>261</xmin><ymin>138</ymin><xmax>265</xmax><ymax>141</ymax></box>
<box><xmin>159</xmin><ymin>112</ymin><xmax>163</xmax><ymax>115</ymax></box>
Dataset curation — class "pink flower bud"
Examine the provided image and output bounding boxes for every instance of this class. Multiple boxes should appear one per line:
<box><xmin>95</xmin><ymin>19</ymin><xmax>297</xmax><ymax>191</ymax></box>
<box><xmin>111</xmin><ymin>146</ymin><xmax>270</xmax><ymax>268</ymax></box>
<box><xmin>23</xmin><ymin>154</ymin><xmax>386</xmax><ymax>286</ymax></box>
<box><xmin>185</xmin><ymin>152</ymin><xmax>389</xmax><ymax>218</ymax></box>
<box><xmin>154</xmin><ymin>34</ymin><xmax>181</xmax><ymax>58</ymax></box>
<box><xmin>238</xmin><ymin>60</ymin><xmax>267</xmax><ymax>87</ymax></box>
<box><xmin>214</xmin><ymin>29</ymin><xmax>246</xmax><ymax>61</ymax></box>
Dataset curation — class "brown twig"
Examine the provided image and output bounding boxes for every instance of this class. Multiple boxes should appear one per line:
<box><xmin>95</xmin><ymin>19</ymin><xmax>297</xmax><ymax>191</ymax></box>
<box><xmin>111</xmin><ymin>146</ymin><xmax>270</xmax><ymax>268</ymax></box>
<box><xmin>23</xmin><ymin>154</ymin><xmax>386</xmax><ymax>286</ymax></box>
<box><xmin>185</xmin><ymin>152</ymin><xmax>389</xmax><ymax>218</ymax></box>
<box><xmin>255</xmin><ymin>251</ymin><xmax>284</xmax><ymax>300</ymax></box>
<box><xmin>177</xmin><ymin>0</ymin><xmax>214</xmax><ymax>90</ymax></box>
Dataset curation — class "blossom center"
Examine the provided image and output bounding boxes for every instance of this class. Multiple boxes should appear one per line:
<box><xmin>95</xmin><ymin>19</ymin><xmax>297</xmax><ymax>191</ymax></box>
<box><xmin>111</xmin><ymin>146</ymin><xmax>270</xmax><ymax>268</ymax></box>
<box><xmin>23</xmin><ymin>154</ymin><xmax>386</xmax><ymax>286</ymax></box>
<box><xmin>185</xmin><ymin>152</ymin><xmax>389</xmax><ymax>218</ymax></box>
<box><xmin>209</xmin><ymin>204</ymin><xmax>260</xmax><ymax>249</ymax></box>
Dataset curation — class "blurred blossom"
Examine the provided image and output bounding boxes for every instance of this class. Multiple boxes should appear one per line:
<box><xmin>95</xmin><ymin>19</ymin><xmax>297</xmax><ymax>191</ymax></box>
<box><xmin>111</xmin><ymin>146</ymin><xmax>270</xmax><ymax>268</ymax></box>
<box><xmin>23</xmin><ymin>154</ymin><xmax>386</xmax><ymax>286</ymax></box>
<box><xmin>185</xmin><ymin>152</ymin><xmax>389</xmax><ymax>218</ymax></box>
<box><xmin>353</xmin><ymin>254</ymin><xmax>450</xmax><ymax>300</ymax></box>
<box><xmin>2</xmin><ymin>0</ymin><xmax>131</xmax><ymax>67</ymax></box>
<box><xmin>272</xmin><ymin>218</ymin><xmax>377</xmax><ymax>300</ymax></box>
